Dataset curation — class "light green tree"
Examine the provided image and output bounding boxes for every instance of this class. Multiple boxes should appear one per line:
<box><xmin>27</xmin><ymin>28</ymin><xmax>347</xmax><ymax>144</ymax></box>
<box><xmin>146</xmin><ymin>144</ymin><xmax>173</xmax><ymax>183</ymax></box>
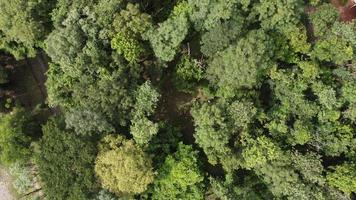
<box><xmin>95</xmin><ymin>134</ymin><xmax>154</xmax><ymax>195</ymax></box>
<box><xmin>152</xmin><ymin>143</ymin><xmax>205</xmax><ymax>200</ymax></box>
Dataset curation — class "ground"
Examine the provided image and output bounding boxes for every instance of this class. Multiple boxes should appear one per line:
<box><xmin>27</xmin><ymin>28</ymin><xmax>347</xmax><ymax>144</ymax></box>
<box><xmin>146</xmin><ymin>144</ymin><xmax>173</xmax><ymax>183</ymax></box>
<box><xmin>0</xmin><ymin>166</ymin><xmax>17</xmax><ymax>200</ymax></box>
<box><xmin>331</xmin><ymin>0</ymin><xmax>356</xmax><ymax>21</ymax></box>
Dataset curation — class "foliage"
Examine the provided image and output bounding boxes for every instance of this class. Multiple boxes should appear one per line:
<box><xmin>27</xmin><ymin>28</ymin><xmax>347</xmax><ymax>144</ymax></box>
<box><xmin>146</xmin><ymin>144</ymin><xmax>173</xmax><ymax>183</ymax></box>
<box><xmin>111</xmin><ymin>31</ymin><xmax>143</xmax><ymax>63</ymax></box>
<box><xmin>242</xmin><ymin>136</ymin><xmax>280</xmax><ymax>169</ymax></box>
<box><xmin>130</xmin><ymin>116</ymin><xmax>159</xmax><ymax>146</ymax></box>
<box><xmin>0</xmin><ymin>65</ymin><xmax>8</xmax><ymax>84</ymax></box>
<box><xmin>146</xmin><ymin>123</ymin><xmax>182</xmax><ymax>168</ymax></box>
<box><xmin>0</xmin><ymin>0</ymin><xmax>54</xmax><ymax>58</ymax></box>
<box><xmin>200</xmin><ymin>12</ymin><xmax>245</xmax><ymax>57</ymax></box>
<box><xmin>2</xmin><ymin>1</ymin><xmax>356</xmax><ymax>199</ymax></box>
<box><xmin>113</xmin><ymin>3</ymin><xmax>152</xmax><ymax>35</ymax></box>
<box><xmin>36</xmin><ymin>117</ymin><xmax>97</xmax><ymax>200</ymax></box>
<box><xmin>252</xmin><ymin>0</ymin><xmax>303</xmax><ymax>31</ymax></box>
<box><xmin>45</xmin><ymin>1</ymin><xmax>140</xmax><ymax>135</ymax></box>
<box><xmin>0</xmin><ymin>108</ymin><xmax>38</xmax><ymax>165</ymax></box>
<box><xmin>207</xmin><ymin>30</ymin><xmax>274</xmax><ymax>98</ymax></box>
<box><xmin>188</xmin><ymin>0</ymin><xmax>239</xmax><ymax>31</ymax></box>
<box><xmin>191</xmin><ymin>100</ymin><xmax>256</xmax><ymax>166</ymax></box>
<box><xmin>65</xmin><ymin>109</ymin><xmax>115</xmax><ymax>135</ymax></box>
<box><xmin>146</xmin><ymin>13</ymin><xmax>189</xmax><ymax>62</ymax></box>
<box><xmin>130</xmin><ymin>81</ymin><xmax>160</xmax><ymax>145</ymax></box>
<box><xmin>327</xmin><ymin>163</ymin><xmax>356</xmax><ymax>195</ymax></box>
<box><xmin>173</xmin><ymin>55</ymin><xmax>204</xmax><ymax>92</ymax></box>
<box><xmin>95</xmin><ymin>134</ymin><xmax>154</xmax><ymax>195</ymax></box>
<box><xmin>152</xmin><ymin>143</ymin><xmax>205</xmax><ymax>200</ymax></box>
<box><xmin>311</xmin><ymin>4</ymin><xmax>339</xmax><ymax>38</ymax></box>
<box><xmin>312</xmin><ymin>34</ymin><xmax>353</xmax><ymax>65</ymax></box>
<box><xmin>9</xmin><ymin>162</ymin><xmax>34</xmax><ymax>195</ymax></box>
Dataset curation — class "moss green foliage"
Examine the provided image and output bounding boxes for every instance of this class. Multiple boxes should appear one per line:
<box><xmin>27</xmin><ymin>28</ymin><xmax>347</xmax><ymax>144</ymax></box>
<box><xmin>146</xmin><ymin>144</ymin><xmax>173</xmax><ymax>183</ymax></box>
<box><xmin>311</xmin><ymin>4</ymin><xmax>339</xmax><ymax>38</ymax></box>
<box><xmin>36</xmin><ymin>117</ymin><xmax>97</xmax><ymax>200</ymax></box>
<box><xmin>0</xmin><ymin>0</ymin><xmax>54</xmax><ymax>59</ymax></box>
<box><xmin>0</xmin><ymin>108</ymin><xmax>39</xmax><ymax>165</ymax></box>
<box><xmin>0</xmin><ymin>65</ymin><xmax>8</xmax><ymax>84</ymax></box>
<box><xmin>207</xmin><ymin>30</ymin><xmax>274</xmax><ymax>97</ymax></box>
<box><xmin>95</xmin><ymin>134</ymin><xmax>154</xmax><ymax>195</ymax></box>
<box><xmin>130</xmin><ymin>81</ymin><xmax>160</xmax><ymax>145</ymax></box>
<box><xmin>253</xmin><ymin>0</ymin><xmax>303</xmax><ymax>31</ymax></box>
<box><xmin>111</xmin><ymin>31</ymin><xmax>143</xmax><ymax>63</ymax></box>
<box><xmin>327</xmin><ymin>163</ymin><xmax>356</xmax><ymax>195</ymax></box>
<box><xmin>145</xmin><ymin>5</ymin><xmax>190</xmax><ymax>62</ymax></box>
<box><xmin>152</xmin><ymin>143</ymin><xmax>205</xmax><ymax>200</ymax></box>
<box><xmin>9</xmin><ymin>162</ymin><xmax>39</xmax><ymax>198</ymax></box>
<box><xmin>173</xmin><ymin>55</ymin><xmax>204</xmax><ymax>92</ymax></box>
<box><xmin>200</xmin><ymin>12</ymin><xmax>245</xmax><ymax>57</ymax></box>
<box><xmin>45</xmin><ymin>1</ymin><xmax>140</xmax><ymax>134</ymax></box>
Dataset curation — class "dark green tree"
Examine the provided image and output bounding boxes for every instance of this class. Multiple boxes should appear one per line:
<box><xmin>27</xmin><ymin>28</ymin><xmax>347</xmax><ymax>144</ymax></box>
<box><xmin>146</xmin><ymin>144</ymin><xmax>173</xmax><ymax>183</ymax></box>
<box><xmin>36</xmin><ymin>117</ymin><xmax>97</xmax><ymax>200</ymax></box>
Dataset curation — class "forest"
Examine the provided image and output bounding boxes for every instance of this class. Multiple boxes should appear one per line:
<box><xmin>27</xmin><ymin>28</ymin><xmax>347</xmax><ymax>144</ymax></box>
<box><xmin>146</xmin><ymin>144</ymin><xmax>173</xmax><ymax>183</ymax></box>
<box><xmin>0</xmin><ymin>0</ymin><xmax>355</xmax><ymax>199</ymax></box>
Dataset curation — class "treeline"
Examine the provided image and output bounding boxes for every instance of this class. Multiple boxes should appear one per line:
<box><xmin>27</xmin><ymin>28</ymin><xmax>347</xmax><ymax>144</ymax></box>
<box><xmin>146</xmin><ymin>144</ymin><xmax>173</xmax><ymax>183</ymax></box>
<box><xmin>0</xmin><ymin>0</ymin><xmax>355</xmax><ymax>199</ymax></box>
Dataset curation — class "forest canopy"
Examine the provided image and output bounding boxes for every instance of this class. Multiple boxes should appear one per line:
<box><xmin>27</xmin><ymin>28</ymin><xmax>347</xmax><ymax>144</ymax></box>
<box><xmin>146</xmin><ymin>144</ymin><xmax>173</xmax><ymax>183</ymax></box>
<box><xmin>0</xmin><ymin>0</ymin><xmax>356</xmax><ymax>199</ymax></box>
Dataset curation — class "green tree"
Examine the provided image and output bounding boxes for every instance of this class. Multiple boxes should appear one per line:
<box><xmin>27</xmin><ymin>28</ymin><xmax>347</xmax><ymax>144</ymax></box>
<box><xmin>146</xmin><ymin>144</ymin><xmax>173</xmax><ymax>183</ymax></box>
<box><xmin>173</xmin><ymin>55</ymin><xmax>204</xmax><ymax>93</ymax></box>
<box><xmin>200</xmin><ymin>12</ymin><xmax>245</xmax><ymax>57</ymax></box>
<box><xmin>327</xmin><ymin>163</ymin><xmax>356</xmax><ymax>195</ymax></box>
<box><xmin>145</xmin><ymin>9</ymin><xmax>189</xmax><ymax>62</ymax></box>
<box><xmin>45</xmin><ymin>1</ymin><xmax>140</xmax><ymax>135</ymax></box>
<box><xmin>152</xmin><ymin>143</ymin><xmax>205</xmax><ymax>200</ymax></box>
<box><xmin>0</xmin><ymin>108</ymin><xmax>39</xmax><ymax>165</ymax></box>
<box><xmin>252</xmin><ymin>0</ymin><xmax>303</xmax><ymax>31</ymax></box>
<box><xmin>0</xmin><ymin>0</ymin><xmax>54</xmax><ymax>58</ymax></box>
<box><xmin>95</xmin><ymin>134</ymin><xmax>154</xmax><ymax>195</ymax></box>
<box><xmin>36</xmin><ymin>117</ymin><xmax>97</xmax><ymax>200</ymax></box>
<box><xmin>310</xmin><ymin>4</ymin><xmax>339</xmax><ymax>38</ymax></box>
<box><xmin>130</xmin><ymin>81</ymin><xmax>160</xmax><ymax>145</ymax></box>
<box><xmin>207</xmin><ymin>30</ymin><xmax>274</xmax><ymax>98</ymax></box>
<box><xmin>312</xmin><ymin>35</ymin><xmax>353</xmax><ymax>65</ymax></box>
<box><xmin>188</xmin><ymin>0</ymin><xmax>239</xmax><ymax>31</ymax></box>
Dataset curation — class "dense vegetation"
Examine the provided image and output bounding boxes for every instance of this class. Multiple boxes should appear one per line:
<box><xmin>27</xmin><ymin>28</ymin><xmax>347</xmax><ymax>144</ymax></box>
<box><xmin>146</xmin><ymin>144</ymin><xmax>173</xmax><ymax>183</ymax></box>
<box><xmin>0</xmin><ymin>0</ymin><xmax>356</xmax><ymax>199</ymax></box>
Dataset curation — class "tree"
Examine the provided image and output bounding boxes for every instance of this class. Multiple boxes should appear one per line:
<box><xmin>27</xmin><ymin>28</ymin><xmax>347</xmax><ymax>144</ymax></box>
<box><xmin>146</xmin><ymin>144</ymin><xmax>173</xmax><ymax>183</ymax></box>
<box><xmin>241</xmin><ymin>136</ymin><xmax>281</xmax><ymax>169</ymax></box>
<box><xmin>145</xmin><ymin>5</ymin><xmax>190</xmax><ymax>62</ymax></box>
<box><xmin>200</xmin><ymin>12</ymin><xmax>245</xmax><ymax>58</ymax></box>
<box><xmin>146</xmin><ymin>123</ymin><xmax>182</xmax><ymax>168</ymax></box>
<box><xmin>130</xmin><ymin>81</ymin><xmax>160</xmax><ymax>145</ymax></box>
<box><xmin>45</xmin><ymin>1</ymin><xmax>141</xmax><ymax>135</ymax></box>
<box><xmin>36</xmin><ymin>117</ymin><xmax>97</xmax><ymax>200</ymax></box>
<box><xmin>173</xmin><ymin>55</ymin><xmax>204</xmax><ymax>93</ymax></box>
<box><xmin>252</xmin><ymin>0</ymin><xmax>303</xmax><ymax>31</ymax></box>
<box><xmin>190</xmin><ymin>101</ymin><xmax>231</xmax><ymax>165</ymax></box>
<box><xmin>95</xmin><ymin>134</ymin><xmax>154</xmax><ymax>195</ymax></box>
<box><xmin>207</xmin><ymin>30</ymin><xmax>274</xmax><ymax>98</ymax></box>
<box><xmin>188</xmin><ymin>0</ymin><xmax>239</xmax><ymax>31</ymax></box>
<box><xmin>327</xmin><ymin>163</ymin><xmax>356</xmax><ymax>196</ymax></box>
<box><xmin>0</xmin><ymin>108</ymin><xmax>38</xmax><ymax>165</ymax></box>
<box><xmin>0</xmin><ymin>0</ymin><xmax>54</xmax><ymax>58</ymax></box>
<box><xmin>111</xmin><ymin>3</ymin><xmax>152</xmax><ymax>63</ymax></box>
<box><xmin>152</xmin><ymin>143</ymin><xmax>206</xmax><ymax>200</ymax></box>
<box><xmin>312</xmin><ymin>35</ymin><xmax>353</xmax><ymax>65</ymax></box>
<box><xmin>191</xmin><ymin>99</ymin><xmax>256</xmax><ymax>167</ymax></box>
<box><xmin>310</xmin><ymin>4</ymin><xmax>339</xmax><ymax>38</ymax></box>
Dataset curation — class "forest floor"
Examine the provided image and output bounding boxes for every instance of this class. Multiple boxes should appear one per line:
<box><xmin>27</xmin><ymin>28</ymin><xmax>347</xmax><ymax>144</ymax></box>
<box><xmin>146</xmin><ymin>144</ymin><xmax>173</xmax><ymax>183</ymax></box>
<box><xmin>7</xmin><ymin>53</ymin><xmax>48</xmax><ymax>109</ymax></box>
<box><xmin>0</xmin><ymin>54</ymin><xmax>49</xmax><ymax>199</ymax></box>
<box><xmin>157</xmin><ymin>74</ymin><xmax>196</xmax><ymax>144</ymax></box>
<box><xmin>0</xmin><ymin>166</ymin><xmax>17</xmax><ymax>200</ymax></box>
<box><xmin>331</xmin><ymin>0</ymin><xmax>356</xmax><ymax>21</ymax></box>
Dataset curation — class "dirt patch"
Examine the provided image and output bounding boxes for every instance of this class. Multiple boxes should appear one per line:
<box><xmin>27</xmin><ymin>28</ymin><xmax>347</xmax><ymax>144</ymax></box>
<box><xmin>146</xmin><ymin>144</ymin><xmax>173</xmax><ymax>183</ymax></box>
<box><xmin>0</xmin><ymin>167</ymin><xmax>16</xmax><ymax>200</ymax></box>
<box><xmin>331</xmin><ymin>0</ymin><xmax>356</xmax><ymax>21</ymax></box>
<box><xmin>156</xmin><ymin>74</ymin><xmax>196</xmax><ymax>144</ymax></box>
